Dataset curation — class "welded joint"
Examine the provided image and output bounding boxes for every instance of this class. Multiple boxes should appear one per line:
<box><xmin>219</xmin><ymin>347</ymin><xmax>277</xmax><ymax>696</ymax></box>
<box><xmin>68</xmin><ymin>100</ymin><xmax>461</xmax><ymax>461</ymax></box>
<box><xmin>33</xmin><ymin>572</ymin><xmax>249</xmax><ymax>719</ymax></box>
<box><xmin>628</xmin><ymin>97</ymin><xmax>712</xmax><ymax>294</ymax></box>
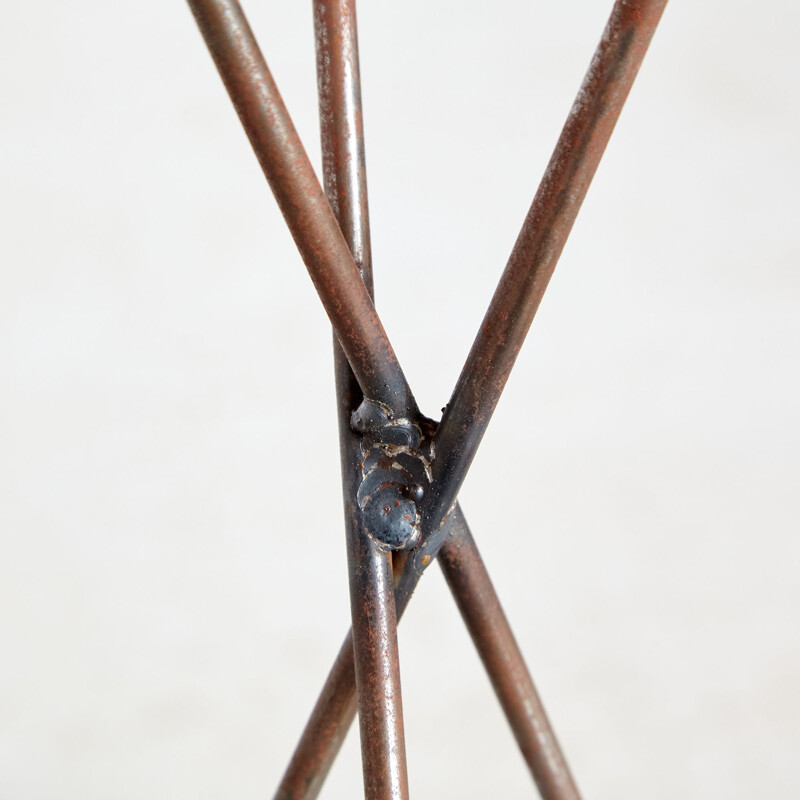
<box><xmin>351</xmin><ymin>399</ymin><xmax>433</xmax><ymax>551</ymax></box>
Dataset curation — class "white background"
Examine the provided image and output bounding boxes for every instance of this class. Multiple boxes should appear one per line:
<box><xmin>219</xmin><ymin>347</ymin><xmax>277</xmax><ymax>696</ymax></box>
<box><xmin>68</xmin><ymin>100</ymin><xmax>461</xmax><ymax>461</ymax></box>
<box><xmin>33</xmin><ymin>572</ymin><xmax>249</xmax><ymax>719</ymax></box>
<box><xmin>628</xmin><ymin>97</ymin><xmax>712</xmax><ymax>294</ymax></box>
<box><xmin>2</xmin><ymin>1</ymin><xmax>799</xmax><ymax>798</ymax></box>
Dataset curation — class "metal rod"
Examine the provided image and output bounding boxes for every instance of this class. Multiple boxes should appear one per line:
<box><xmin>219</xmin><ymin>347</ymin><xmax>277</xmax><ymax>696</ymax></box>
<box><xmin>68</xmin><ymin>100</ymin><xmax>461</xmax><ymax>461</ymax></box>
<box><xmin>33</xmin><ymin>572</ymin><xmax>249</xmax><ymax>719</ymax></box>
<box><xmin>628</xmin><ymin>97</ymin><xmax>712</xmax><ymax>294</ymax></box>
<box><xmin>275</xmin><ymin>631</ymin><xmax>357</xmax><ymax>800</ymax></box>
<box><xmin>343</xmin><ymin>496</ymin><xmax>409</xmax><ymax>800</ymax></box>
<box><xmin>186</xmin><ymin>0</ymin><xmax>414</xmax><ymax>415</ymax></box>
<box><xmin>274</xmin><ymin>523</ymin><xmax>433</xmax><ymax>800</ymax></box>
<box><xmin>314</xmin><ymin>0</ymin><xmax>373</xmax><ymax>296</ymax></box>
<box><xmin>438</xmin><ymin>509</ymin><xmax>580</xmax><ymax>800</ymax></box>
<box><xmin>425</xmin><ymin>0</ymin><xmax>669</xmax><ymax>532</ymax></box>
<box><xmin>314</xmin><ymin>1</ymin><xmax>408</xmax><ymax>796</ymax></box>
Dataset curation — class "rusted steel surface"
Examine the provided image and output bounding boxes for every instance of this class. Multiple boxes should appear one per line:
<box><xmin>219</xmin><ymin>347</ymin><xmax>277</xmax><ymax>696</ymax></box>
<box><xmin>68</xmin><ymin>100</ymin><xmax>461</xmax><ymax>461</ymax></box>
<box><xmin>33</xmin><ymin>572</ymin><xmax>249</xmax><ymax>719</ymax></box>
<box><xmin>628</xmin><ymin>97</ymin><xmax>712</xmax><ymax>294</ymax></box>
<box><xmin>273</xmin><ymin>577</ymin><xmax>421</xmax><ymax>800</ymax></box>
<box><xmin>439</xmin><ymin>509</ymin><xmax>581</xmax><ymax>800</ymax></box>
<box><xmin>425</xmin><ymin>0</ymin><xmax>669</xmax><ymax>553</ymax></box>
<box><xmin>314</xmin><ymin>0</ymin><xmax>373</xmax><ymax>295</ymax></box>
<box><xmin>273</xmin><ymin>516</ymin><xmax>436</xmax><ymax>800</ymax></box>
<box><xmin>344</xmin><ymin>506</ymin><xmax>409</xmax><ymax>800</ymax></box>
<box><xmin>339</xmin><ymin>405</ymin><xmax>409</xmax><ymax>799</ymax></box>
<box><xmin>186</xmin><ymin>0</ymin><xmax>414</xmax><ymax>416</ymax></box>
<box><xmin>275</xmin><ymin>629</ymin><xmax>357</xmax><ymax>800</ymax></box>
<box><xmin>316</xmin><ymin>2</ymin><xmax>409</xmax><ymax>798</ymax></box>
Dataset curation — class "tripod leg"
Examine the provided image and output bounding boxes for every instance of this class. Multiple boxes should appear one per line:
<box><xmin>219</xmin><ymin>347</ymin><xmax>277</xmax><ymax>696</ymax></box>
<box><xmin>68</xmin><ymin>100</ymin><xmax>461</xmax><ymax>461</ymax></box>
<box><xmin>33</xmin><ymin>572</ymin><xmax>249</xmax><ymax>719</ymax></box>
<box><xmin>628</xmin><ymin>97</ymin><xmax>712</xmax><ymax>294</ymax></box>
<box><xmin>318</xmin><ymin>2</ymin><xmax>408</xmax><ymax>797</ymax></box>
<box><xmin>439</xmin><ymin>508</ymin><xmax>580</xmax><ymax>800</ymax></box>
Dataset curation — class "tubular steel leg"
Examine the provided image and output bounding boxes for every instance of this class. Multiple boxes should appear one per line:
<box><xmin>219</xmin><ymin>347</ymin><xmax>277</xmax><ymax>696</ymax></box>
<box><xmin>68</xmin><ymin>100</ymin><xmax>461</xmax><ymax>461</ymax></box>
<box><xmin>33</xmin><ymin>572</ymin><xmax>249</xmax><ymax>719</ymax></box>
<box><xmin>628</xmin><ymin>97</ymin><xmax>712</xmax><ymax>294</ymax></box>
<box><xmin>273</xmin><ymin>568</ymin><xmax>420</xmax><ymax>800</ymax></box>
<box><xmin>317</xmin><ymin>2</ymin><xmax>408</xmax><ymax>798</ymax></box>
<box><xmin>334</xmin><ymin>357</ymin><xmax>409</xmax><ymax>800</ymax></box>
<box><xmin>275</xmin><ymin>631</ymin><xmax>357</xmax><ymax>800</ymax></box>
<box><xmin>427</xmin><ymin>0</ymin><xmax>669</xmax><ymax>531</ymax></box>
<box><xmin>343</xmin><ymin>506</ymin><xmax>409</xmax><ymax>800</ymax></box>
<box><xmin>186</xmin><ymin>0</ymin><xmax>414</xmax><ymax>415</ymax></box>
<box><xmin>439</xmin><ymin>509</ymin><xmax>580</xmax><ymax>800</ymax></box>
<box><xmin>274</xmin><ymin>524</ymin><xmax>431</xmax><ymax>799</ymax></box>
<box><xmin>275</xmin><ymin>514</ymin><xmax>436</xmax><ymax>800</ymax></box>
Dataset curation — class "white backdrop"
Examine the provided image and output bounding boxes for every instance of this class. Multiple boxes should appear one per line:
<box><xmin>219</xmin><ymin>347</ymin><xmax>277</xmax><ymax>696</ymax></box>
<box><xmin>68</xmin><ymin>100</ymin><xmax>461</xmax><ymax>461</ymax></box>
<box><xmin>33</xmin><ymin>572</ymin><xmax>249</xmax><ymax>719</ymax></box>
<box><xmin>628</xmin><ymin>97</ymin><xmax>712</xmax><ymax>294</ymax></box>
<box><xmin>2</xmin><ymin>1</ymin><xmax>799</xmax><ymax>798</ymax></box>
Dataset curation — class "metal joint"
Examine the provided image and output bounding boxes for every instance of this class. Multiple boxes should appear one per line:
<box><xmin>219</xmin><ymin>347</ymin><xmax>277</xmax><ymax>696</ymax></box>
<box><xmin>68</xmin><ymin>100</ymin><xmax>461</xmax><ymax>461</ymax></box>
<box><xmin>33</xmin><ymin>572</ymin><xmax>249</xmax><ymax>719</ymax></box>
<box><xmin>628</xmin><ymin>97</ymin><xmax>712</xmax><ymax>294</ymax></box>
<box><xmin>352</xmin><ymin>399</ymin><xmax>433</xmax><ymax>551</ymax></box>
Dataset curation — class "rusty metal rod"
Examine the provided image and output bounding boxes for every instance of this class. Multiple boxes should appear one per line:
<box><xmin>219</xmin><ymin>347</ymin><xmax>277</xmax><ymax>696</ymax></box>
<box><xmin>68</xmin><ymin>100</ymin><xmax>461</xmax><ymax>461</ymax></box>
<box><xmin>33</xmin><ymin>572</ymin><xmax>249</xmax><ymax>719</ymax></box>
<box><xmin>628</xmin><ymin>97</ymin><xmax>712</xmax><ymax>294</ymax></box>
<box><xmin>273</xmin><ymin>525</ymin><xmax>436</xmax><ymax>800</ymax></box>
<box><xmin>274</xmin><ymin>630</ymin><xmax>357</xmax><ymax>800</ymax></box>
<box><xmin>438</xmin><ymin>509</ymin><xmax>580</xmax><ymax>800</ymax></box>
<box><xmin>347</xmin><ymin>544</ymin><xmax>408</xmax><ymax>800</ymax></box>
<box><xmin>186</xmin><ymin>0</ymin><xmax>414</xmax><ymax>416</ymax></box>
<box><xmin>314</xmin><ymin>0</ymin><xmax>373</xmax><ymax>296</ymax></box>
<box><xmin>342</xmin><ymin>481</ymin><xmax>409</xmax><ymax>800</ymax></box>
<box><xmin>316</xmin><ymin>1</ymin><xmax>408</xmax><ymax>797</ymax></box>
<box><xmin>426</xmin><ymin>0</ymin><xmax>669</xmax><ymax>534</ymax></box>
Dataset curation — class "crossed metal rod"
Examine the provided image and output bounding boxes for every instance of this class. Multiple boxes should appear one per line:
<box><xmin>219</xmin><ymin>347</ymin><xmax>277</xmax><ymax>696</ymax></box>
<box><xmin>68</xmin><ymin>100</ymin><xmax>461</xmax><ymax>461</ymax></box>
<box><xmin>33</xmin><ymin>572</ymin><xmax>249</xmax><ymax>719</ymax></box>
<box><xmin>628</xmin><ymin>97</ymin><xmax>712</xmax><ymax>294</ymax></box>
<box><xmin>186</xmin><ymin>0</ymin><xmax>668</xmax><ymax>797</ymax></box>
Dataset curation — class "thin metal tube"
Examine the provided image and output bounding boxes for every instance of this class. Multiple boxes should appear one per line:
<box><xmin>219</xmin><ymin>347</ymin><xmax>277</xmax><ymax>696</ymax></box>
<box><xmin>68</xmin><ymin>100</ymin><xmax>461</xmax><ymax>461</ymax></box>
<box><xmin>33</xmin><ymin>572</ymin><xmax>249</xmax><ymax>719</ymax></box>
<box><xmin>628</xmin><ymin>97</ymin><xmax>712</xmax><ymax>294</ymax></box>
<box><xmin>439</xmin><ymin>509</ymin><xmax>580</xmax><ymax>800</ymax></box>
<box><xmin>318</xmin><ymin>2</ymin><xmax>408</xmax><ymax>798</ymax></box>
<box><xmin>275</xmin><ymin>631</ymin><xmax>357</xmax><ymax>800</ymax></box>
<box><xmin>314</xmin><ymin>0</ymin><xmax>373</xmax><ymax>296</ymax></box>
<box><xmin>426</xmin><ymin>0</ymin><xmax>669</xmax><ymax>530</ymax></box>
<box><xmin>273</xmin><ymin>524</ymin><xmax>431</xmax><ymax>800</ymax></box>
<box><xmin>186</xmin><ymin>0</ymin><xmax>414</xmax><ymax>415</ymax></box>
<box><xmin>343</xmin><ymin>502</ymin><xmax>409</xmax><ymax>800</ymax></box>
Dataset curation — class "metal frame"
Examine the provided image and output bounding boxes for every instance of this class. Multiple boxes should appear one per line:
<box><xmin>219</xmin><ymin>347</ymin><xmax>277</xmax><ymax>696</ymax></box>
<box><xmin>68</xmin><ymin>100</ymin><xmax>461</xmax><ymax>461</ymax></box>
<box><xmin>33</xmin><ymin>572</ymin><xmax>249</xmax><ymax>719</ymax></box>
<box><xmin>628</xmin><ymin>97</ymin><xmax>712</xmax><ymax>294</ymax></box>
<box><xmin>186</xmin><ymin>1</ymin><xmax>668</xmax><ymax>797</ymax></box>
